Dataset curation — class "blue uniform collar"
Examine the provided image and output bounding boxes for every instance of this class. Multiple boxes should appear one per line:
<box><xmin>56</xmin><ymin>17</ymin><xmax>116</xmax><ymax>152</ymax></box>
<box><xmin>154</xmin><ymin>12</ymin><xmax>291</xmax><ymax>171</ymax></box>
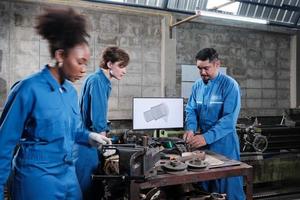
<box><xmin>41</xmin><ymin>65</ymin><xmax>72</xmax><ymax>92</ymax></box>
<box><xmin>211</xmin><ymin>72</ymin><xmax>220</xmax><ymax>82</ymax></box>
<box><xmin>204</xmin><ymin>72</ymin><xmax>220</xmax><ymax>85</ymax></box>
<box><xmin>96</xmin><ymin>68</ymin><xmax>111</xmax><ymax>85</ymax></box>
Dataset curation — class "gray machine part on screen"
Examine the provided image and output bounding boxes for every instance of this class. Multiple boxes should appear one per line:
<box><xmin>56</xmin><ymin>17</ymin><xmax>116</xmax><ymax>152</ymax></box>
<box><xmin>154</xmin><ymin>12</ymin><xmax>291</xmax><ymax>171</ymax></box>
<box><xmin>143</xmin><ymin>103</ymin><xmax>169</xmax><ymax>123</ymax></box>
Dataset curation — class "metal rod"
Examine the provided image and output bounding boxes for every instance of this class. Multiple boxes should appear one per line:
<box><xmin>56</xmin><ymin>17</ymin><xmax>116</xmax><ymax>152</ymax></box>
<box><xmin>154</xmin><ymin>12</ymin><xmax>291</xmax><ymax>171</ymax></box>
<box><xmin>209</xmin><ymin>0</ymin><xmax>236</xmax><ymax>11</ymax></box>
<box><xmin>92</xmin><ymin>174</ymin><xmax>145</xmax><ymax>181</ymax></box>
<box><xmin>170</xmin><ymin>14</ymin><xmax>199</xmax><ymax>28</ymax></box>
<box><xmin>102</xmin><ymin>144</ymin><xmax>137</xmax><ymax>147</ymax></box>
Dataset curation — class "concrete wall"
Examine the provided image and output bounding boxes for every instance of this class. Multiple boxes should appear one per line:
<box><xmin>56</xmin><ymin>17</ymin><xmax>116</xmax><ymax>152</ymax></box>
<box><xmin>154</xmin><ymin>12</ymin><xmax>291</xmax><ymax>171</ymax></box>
<box><xmin>0</xmin><ymin>0</ymin><xmax>162</xmax><ymax>119</ymax></box>
<box><xmin>176</xmin><ymin>22</ymin><xmax>291</xmax><ymax>117</ymax></box>
<box><xmin>0</xmin><ymin>0</ymin><xmax>295</xmax><ymax>120</ymax></box>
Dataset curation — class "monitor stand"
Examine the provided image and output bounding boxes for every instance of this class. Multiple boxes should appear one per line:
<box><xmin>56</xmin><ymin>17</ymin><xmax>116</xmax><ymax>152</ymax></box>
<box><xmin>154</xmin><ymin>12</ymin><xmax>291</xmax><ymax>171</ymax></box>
<box><xmin>153</xmin><ymin>129</ymin><xmax>161</xmax><ymax>138</ymax></box>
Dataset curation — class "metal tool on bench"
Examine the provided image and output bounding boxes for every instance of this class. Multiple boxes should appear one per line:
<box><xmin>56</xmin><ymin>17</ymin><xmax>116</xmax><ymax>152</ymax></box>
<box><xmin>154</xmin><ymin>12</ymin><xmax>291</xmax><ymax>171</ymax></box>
<box><xmin>94</xmin><ymin>143</ymin><xmax>160</xmax><ymax>180</ymax></box>
<box><xmin>92</xmin><ymin>142</ymin><xmax>161</xmax><ymax>200</ymax></box>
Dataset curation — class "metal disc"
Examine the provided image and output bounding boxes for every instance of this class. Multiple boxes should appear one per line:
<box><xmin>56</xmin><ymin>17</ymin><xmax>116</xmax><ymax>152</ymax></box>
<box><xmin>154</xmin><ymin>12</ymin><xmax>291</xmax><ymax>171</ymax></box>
<box><xmin>163</xmin><ymin>160</ymin><xmax>187</xmax><ymax>171</ymax></box>
<box><xmin>186</xmin><ymin>159</ymin><xmax>208</xmax><ymax>169</ymax></box>
<box><xmin>145</xmin><ymin>188</ymin><xmax>161</xmax><ymax>200</ymax></box>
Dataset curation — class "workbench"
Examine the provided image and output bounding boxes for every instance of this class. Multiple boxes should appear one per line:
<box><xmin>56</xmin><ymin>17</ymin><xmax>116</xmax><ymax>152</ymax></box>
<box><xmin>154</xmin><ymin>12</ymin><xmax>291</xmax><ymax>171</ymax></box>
<box><xmin>93</xmin><ymin>151</ymin><xmax>253</xmax><ymax>199</ymax></box>
<box><xmin>129</xmin><ymin>157</ymin><xmax>253</xmax><ymax>200</ymax></box>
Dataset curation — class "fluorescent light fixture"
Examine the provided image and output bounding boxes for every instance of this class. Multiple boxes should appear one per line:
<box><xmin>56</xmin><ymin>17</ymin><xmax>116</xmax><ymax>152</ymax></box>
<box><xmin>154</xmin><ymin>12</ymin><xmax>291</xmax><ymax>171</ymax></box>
<box><xmin>195</xmin><ymin>10</ymin><xmax>268</xmax><ymax>24</ymax></box>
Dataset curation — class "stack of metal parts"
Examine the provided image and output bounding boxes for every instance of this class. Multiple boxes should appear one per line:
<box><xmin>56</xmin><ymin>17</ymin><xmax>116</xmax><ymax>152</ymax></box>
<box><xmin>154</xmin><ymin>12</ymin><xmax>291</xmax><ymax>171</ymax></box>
<box><xmin>96</xmin><ymin>133</ymin><xmax>221</xmax><ymax>199</ymax></box>
<box><xmin>257</xmin><ymin>109</ymin><xmax>300</xmax><ymax>152</ymax></box>
<box><xmin>100</xmin><ymin>143</ymin><xmax>160</xmax><ymax>179</ymax></box>
<box><xmin>237</xmin><ymin>109</ymin><xmax>300</xmax><ymax>199</ymax></box>
<box><xmin>160</xmin><ymin>151</ymin><xmax>208</xmax><ymax>174</ymax></box>
<box><xmin>237</xmin><ymin>109</ymin><xmax>300</xmax><ymax>154</ymax></box>
<box><xmin>93</xmin><ymin>141</ymin><xmax>161</xmax><ymax>200</ymax></box>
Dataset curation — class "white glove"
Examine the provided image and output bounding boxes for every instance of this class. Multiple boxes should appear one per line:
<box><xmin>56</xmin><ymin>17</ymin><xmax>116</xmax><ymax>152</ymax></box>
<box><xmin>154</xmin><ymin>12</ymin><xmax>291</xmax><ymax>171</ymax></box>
<box><xmin>103</xmin><ymin>148</ymin><xmax>116</xmax><ymax>157</ymax></box>
<box><xmin>89</xmin><ymin>132</ymin><xmax>116</xmax><ymax>157</ymax></box>
<box><xmin>89</xmin><ymin>132</ymin><xmax>111</xmax><ymax>147</ymax></box>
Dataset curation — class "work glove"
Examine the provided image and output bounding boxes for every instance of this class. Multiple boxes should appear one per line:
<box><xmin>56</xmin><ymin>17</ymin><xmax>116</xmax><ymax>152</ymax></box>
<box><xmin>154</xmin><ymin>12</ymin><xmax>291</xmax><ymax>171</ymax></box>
<box><xmin>89</xmin><ymin>132</ymin><xmax>111</xmax><ymax>147</ymax></box>
<box><xmin>103</xmin><ymin>148</ymin><xmax>116</xmax><ymax>157</ymax></box>
<box><xmin>89</xmin><ymin>132</ymin><xmax>116</xmax><ymax>157</ymax></box>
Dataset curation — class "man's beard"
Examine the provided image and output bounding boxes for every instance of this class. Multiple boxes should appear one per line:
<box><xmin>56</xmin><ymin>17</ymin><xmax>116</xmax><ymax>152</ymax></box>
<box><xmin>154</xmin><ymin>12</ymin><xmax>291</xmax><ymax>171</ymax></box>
<box><xmin>202</xmin><ymin>76</ymin><xmax>209</xmax><ymax>84</ymax></box>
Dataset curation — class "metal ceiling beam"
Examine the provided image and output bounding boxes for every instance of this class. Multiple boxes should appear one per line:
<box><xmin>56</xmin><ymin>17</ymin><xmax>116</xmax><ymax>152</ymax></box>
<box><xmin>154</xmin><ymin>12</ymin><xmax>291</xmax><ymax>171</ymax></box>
<box><xmin>294</xmin><ymin>12</ymin><xmax>300</xmax><ymax>26</ymax></box>
<box><xmin>236</xmin><ymin>0</ymin><xmax>300</xmax><ymax>12</ymax></box>
<box><xmin>269</xmin><ymin>21</ymin><xmax>299</xmax><ymax>28</ymax></box>
<box><xmin>85</xmin><ymin>0</ymin><xmax>300</xmax><ymax>30</ymax></box>
<box><xmin>162</xmin><ymin>0</ymin><xmax>169</xmax><ymax>9</ymax></box>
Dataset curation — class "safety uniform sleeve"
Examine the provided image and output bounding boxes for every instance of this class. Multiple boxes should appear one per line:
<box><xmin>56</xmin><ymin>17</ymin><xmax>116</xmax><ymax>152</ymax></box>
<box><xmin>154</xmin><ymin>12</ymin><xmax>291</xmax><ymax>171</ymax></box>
<box><xmin>88</xmin><ymin>79</ymin><xmax>109</xmax><ymax>133</ymax></box>
<box><xmin>71</xmin><ymin>90</ymin><xmax>90</xmax><ymax>145</ymax></box>
<box><xmin>0</xmin><ymin>84</ymin><xmax>31</xmax><ymax>199</ymax></box>
<box><xmin>185</xmin><ymin>83</ymin><xmax>199</xmax><ymax>133</ymax></box>
<box><xmin>74</xmin><ymin>124</ymin><xmax>90</xmax><ymax>145</ymax></box>
<box><xmin>202</xmin><ymin>81</ymin><xmax>241</xmax><ymax>145</ymax></box>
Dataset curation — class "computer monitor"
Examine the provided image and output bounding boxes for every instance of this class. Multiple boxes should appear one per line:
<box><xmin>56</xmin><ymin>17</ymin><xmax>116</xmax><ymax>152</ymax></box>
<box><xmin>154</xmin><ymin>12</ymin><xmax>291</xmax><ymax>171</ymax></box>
<box><xmin>132</xmin><ymin>97</ymin><xmax>184</xmax><ymax>130</ymax></box>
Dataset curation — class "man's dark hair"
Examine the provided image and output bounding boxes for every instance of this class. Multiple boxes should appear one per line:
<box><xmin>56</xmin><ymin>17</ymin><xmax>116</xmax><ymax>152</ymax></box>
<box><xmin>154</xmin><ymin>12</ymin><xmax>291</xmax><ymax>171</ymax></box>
<box><xmin>35</xmin><ymin>8</ymin><xmax>90</xmax><ymax>58</ymax></box>
<box><xmin>100</xmin><ymin>46</ymin><xmax>130</xmax><ymax>69</ymax></box>
<box><xmin>195</xmin><ymin>48</ymin><xmax>218</xmax><ymax>62</ymax></box>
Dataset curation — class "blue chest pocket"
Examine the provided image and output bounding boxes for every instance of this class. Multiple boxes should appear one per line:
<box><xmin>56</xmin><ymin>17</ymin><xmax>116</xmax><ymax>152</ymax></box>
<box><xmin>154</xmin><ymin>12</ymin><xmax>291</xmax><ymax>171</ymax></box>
<box><xmin>32</xmin><ymin>95</ymin><xmax>67</xmax><ymax>142</ymax></box>
<box><xmin>34</xmin><ymin>108</ymin><xmax>67</xmax><ymax>142</ymax></box>
<box><xmin>208</xmin><ymin>99</ymin><xmax>224</xmax><ymax>122</ymax></box>
<box><xmin>36</xmin><ymin>119</ymin><xmax>65</xmax><ymax>142</ymax></box>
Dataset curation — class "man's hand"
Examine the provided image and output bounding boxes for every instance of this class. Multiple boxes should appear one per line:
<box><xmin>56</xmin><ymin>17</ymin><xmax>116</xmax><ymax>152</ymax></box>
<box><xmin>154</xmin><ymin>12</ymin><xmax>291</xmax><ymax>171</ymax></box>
<box><xmin>89</xmin><ymin>132</ymin><xmax>111</xmax><ymax>147</ymax></box>
<box><xmin>189</xmin><ymin>135</ymin><xmax>207</xmax><ymax>148</ymax></box>
<box><xmin>183</xmin><ymin>131</ymin><xmax>194</xmax><ymax>143</ymax></box>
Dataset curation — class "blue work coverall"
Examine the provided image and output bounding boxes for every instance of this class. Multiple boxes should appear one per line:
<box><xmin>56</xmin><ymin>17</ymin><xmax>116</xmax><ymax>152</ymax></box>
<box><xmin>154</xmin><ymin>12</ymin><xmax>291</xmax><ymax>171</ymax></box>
<box><xmin>0</xmin><ymin>66</ymin><xmax>90</xmax><ymax>200</ymax></box>
<box><xmin>74</xmin><ymin>68</ymin><xmax>111</xmax><ymax>199</ymax></box>
<box><xmin>185</xmin><ymin>72</ymin><xmax>245</xmax><ymax>200</ymax></box>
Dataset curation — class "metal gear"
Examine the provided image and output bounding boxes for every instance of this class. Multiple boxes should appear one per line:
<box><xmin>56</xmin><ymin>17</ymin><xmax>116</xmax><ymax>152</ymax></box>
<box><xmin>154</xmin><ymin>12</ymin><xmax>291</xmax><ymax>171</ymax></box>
<box><xmin>186</xmin><ymin>158</ymin><xmax>208</xmax><ymax>171</ymax></box>
<box><xmin>162</xmin><ymin>160</ymin><xmax>187</xmax><ymax>172</ymax></box>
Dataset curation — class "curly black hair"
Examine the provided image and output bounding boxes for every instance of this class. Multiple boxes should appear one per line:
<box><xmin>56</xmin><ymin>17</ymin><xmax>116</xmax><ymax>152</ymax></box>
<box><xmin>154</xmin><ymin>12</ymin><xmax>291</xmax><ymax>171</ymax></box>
<box><xmin>35</xmin><ymin>7</ymin><xmax>90</xmax><ymax>58</ymax></box>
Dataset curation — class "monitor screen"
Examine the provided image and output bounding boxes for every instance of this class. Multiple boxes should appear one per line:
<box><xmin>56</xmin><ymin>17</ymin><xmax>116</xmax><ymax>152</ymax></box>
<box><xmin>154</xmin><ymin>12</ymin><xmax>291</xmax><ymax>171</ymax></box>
<box><xmin>133</xmin><ymin>97</ymin><xmax>184</xmax><ymax>130</ymax></box>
